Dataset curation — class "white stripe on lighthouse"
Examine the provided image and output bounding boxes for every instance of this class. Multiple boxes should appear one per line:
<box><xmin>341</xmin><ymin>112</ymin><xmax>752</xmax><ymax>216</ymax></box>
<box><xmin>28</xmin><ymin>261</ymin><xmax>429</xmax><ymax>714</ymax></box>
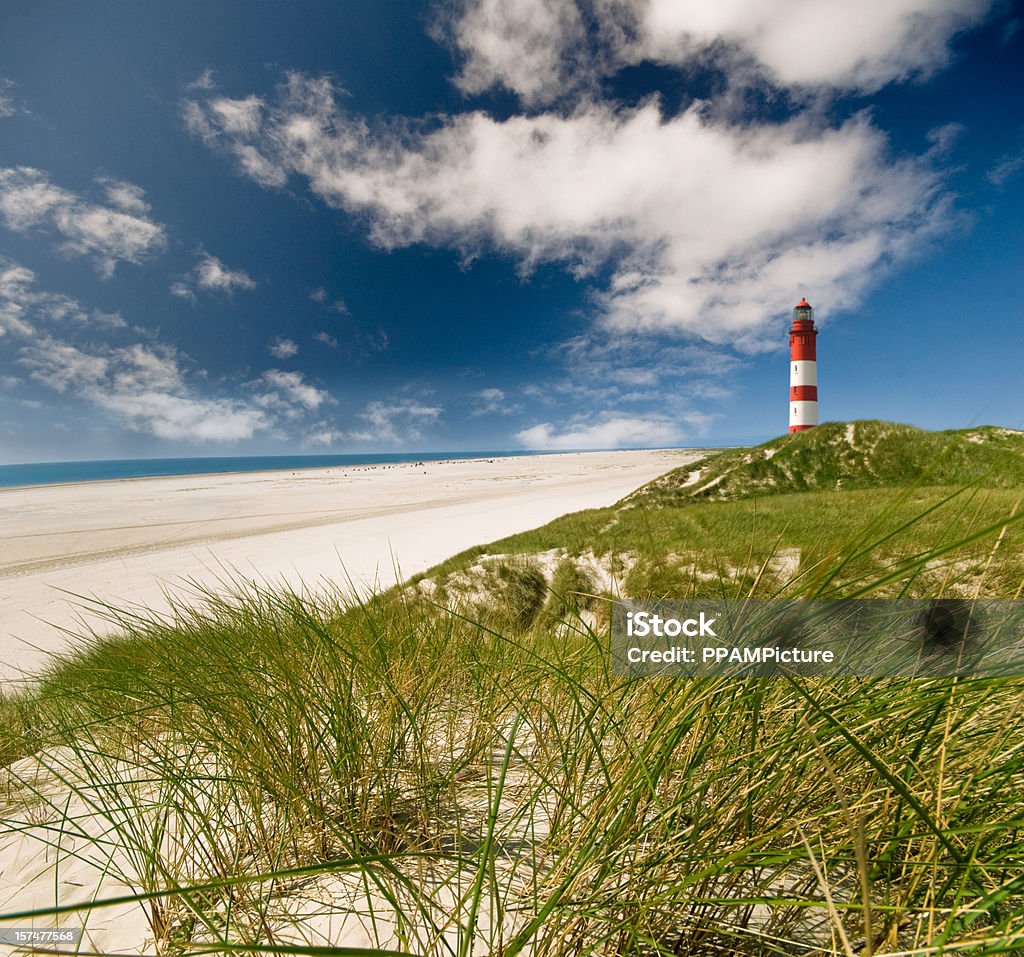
<box><xmin>790</xmin><ymin>400</ymin><xmax>819</xmax><ymax>428</ymax></box>
<box><xmin>790</xmin><ymin>360</ymin><xmax>817</xmax><ymax>388</ymax></box>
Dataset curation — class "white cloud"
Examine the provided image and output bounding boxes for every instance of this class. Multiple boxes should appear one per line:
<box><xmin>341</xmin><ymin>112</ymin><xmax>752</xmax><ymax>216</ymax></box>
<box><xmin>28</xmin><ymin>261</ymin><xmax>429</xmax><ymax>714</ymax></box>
<box><xmin>443</xmin><ymin>0</ymin><xmax>992</xmax><ymax>103</ymax></box>
<box><xmin>269</xmin><ymin>336</ymin><xmax>299</xmax><ymax>359</ymax></box>
<box><xmin>308</xmin><ymin>286</ymin><xmax>348</xmax><ymax>312</ymax></box>
<box><xmin>97</xmin><ymin>176</ymin><xmax>152</xmax><ymax>215</ymax></box>
<box><xmin>194</xmin><ymin>252</ymin><xmax>256</xmax><ymax>292</ymax></box>
<box><xmin>2</xmin><ymin>261</ymin><xmax>330</xmax><ymax>444</ymax></box>
<box><xmin>104</xmin><ymin>392</ymin><xmax>268</xmax><ymax>442</ymax></box>
<box><xmin>304</xmin><ymin>425</ymin><xmax>346</xmax><ymax>447</ymax></box>
<box><xmin>21</xmin><ymin>339</ymin><xmax>111</xmax><ymax>393</ymax></box>
<box><xmin>260</xmin><ymin>369</ymin><xmax>329</xmax><ymax>411</ymax></box>
<box><xmin>0</xmin><ymin>167</ymin><xmax>166</xmax><ymax>277</ymax></box>
<box><xmin>470</xmin><ymin>387</ymin><xmax>522</xmax><ymax>416</ymax></box>
<box><xmin>172</xmin><ymin>251</ymin><xmax>256</xmax><ymax>299</ymax></box>
<box><xmin>516</xmin><ymin>412</ymin><xmax>698</xmax><ymax>449</ymax></box>
<box><xmin>0</xmin><ymin>78</ymin><xmax>16</xmax><ymax>118</ymax></box>
<box><xmin>19</xmin><ymin>337</ymin><xmax>270</xmax><ymax>441</ymax></box>
<box><xmin>186</xmin><ymin>75</ymin><xmax>954</xmax><ymax>348</ymax></box>
<box><xmin>314</xmin><ymin>331</ymin><xmax>338</xmax><ymax>347</ymax></box>
<box><xmin>350</xmin><ymin>399</ymin><xmax>442</xmax><ymax>444</ymax></box>
<box><xmin>442</xmin><ymin>0</ymin><xmax>589</xmax><ymax>106</ymax></box>
<box><xmin>626</xmin><ymin>0</ymin><xmax>991</xmax><ymax>92</ymax></box>
<box><xmin>0</xmin><ymin>263</ymin><xmax>39</xmax><ymax>337</ymax></box>
<box><xmin>209</xmin><ymin>95</ymin><xmax>265</xmax><ymax>136</ymax></box>
<box><xmin>988</xmin><ymin>140</ymin><xmax>1024</xmax><ymax>186</ymax></box>
<box><xmin>183</xmin><ymin>97</ymin><xmax>288</xmax><ymax>187</ymax></box>
<box><xmin>0</xmin><ymin>258</ymin><xmax>122</xmax><ymax>336</ymax></box>
<box><xmin>188</xmin><ymin>69</ymin><xmax>217</xmax><ymax>91</ymax></box>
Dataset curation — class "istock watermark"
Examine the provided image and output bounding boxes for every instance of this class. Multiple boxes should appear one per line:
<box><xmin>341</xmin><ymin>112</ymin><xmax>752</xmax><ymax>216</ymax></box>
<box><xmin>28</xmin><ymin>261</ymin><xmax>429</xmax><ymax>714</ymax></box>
<box><xmin>612</xmin><ymin>599</ymin><xmax>1024</xmax><ymax>677</ymax></box>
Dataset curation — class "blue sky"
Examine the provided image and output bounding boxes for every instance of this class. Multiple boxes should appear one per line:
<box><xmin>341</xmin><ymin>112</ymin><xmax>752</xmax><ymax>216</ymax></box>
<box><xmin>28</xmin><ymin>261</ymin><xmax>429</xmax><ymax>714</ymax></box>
<box><xmin>1</xmin><ymin>0</ymin><xmax>1022</xmax><ymax>463</ymax></box>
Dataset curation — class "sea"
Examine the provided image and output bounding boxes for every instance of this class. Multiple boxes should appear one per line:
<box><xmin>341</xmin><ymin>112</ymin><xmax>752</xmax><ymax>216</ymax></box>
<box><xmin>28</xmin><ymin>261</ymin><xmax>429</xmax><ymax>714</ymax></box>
<box><xmin>0</xmin><ymin>450</ymin><xmax>553</xmax><ymax>490</ymax></box>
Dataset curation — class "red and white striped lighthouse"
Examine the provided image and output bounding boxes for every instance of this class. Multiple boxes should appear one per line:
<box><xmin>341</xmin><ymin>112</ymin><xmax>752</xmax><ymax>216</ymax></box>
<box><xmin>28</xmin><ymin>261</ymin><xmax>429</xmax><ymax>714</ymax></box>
<box><xmin>789</xmin><ymin>297</ymin><xmax>818</xmax><ymax>433</ymax></box>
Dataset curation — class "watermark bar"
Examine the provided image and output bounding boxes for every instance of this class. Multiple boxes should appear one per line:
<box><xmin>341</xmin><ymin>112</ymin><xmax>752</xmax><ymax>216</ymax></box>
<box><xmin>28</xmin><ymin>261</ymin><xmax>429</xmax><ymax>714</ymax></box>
<box><xmin>0</xmin><ymin>928</ymin><xmax>84</xmax><ymax>948</ymax></box>
<box><xmin>612</xmin><ymin>599</ymin><xmax>1024</xmax><ymax>677</ymax></box>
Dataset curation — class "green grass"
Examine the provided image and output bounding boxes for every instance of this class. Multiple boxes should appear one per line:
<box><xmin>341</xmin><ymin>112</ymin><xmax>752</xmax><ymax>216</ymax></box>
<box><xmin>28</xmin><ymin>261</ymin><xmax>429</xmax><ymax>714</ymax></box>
<box><xmin>408</xmin><ymin>421</ymin><xmax>1024</xmax><ymax>607</ymax></box>
<box><xmin>544</xmin><ymin>558</ymin><xmax>596</xmax><ymax>618</ymax></box>
<box><xmin>417</xmin><ymin>485</ymin><xmax>1024</xmax><ymax>602</ymax></box>
<box><xmin>633</xmin><ymin>421</ymin><xmax>1024</xmax><ymax>505</ymax></box>
<box><xmin>1</xmin><ymin>422</ymin><xmax>1024</xmax><ymax>955</ymax></box>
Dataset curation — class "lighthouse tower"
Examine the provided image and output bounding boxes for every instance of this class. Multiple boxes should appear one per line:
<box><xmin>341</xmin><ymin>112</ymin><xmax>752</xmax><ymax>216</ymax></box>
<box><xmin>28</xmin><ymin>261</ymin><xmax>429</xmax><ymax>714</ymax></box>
<box><xmin>789</xmin><ymin>298</ymin><xmax>818</xmax><ymax>433</ymax></box>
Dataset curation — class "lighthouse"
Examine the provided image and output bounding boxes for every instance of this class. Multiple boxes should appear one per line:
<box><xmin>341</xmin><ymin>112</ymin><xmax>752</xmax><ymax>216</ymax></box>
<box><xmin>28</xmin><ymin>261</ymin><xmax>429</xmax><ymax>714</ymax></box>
<box><xmin>789</xmin><ymin>297</ymin><xmax>818</xmax><ymax>433</ymax></box>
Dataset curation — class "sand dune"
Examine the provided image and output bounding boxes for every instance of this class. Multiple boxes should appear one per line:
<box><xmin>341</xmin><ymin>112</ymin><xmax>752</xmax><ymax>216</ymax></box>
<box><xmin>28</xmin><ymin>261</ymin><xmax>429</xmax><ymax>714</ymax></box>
<box><xmin>0</xmin><ymin>449</ymin><xmax>697</xmax><ymax>684</ymax></box>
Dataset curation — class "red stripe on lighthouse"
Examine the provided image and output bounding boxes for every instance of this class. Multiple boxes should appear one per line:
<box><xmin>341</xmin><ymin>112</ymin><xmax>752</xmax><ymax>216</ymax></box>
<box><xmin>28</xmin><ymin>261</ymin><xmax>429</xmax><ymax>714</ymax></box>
<box><xmin>790</xmin><ymin>340</ymin><xmax>816</xmax><ymax>361</ymax></box>
<box><xmin>790</xmin><ymin>385</ymin><xmax>818</xmax><ymax>401</ymax></box>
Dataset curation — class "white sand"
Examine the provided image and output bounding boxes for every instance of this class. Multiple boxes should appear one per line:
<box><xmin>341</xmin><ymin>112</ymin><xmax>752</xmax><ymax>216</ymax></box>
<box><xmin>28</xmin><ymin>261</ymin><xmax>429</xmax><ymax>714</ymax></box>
<box><xmin>0</xmin><ymin>449</ymin><xmax>697</xmax><ymax>684</ymax></box>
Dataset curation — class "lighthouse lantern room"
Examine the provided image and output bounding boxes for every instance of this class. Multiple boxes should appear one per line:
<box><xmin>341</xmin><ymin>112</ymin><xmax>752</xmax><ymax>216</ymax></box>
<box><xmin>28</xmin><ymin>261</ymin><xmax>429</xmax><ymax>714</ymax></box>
<box><xmin>789</xmin><ymin>297</ymin><xmax>818</xmax><ymax>433</ymax></box>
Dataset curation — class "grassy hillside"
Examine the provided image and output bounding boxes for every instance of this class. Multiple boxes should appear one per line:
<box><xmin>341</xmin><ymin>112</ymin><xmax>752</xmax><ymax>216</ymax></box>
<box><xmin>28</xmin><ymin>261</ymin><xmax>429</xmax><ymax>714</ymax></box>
<box><xmin>416</xmin><ymin>422</ymin><xmax>1024</xmax><ymax>604</ymax></box>
<box><xmin>1</xmin><ymin>421</ymin><xmax>1023</xmax><ymax>956</ymax></box>
<box><xmin>631</xmin><ymin>421</ymin><xmax>1024</xmax><ymax>505</ymax></box>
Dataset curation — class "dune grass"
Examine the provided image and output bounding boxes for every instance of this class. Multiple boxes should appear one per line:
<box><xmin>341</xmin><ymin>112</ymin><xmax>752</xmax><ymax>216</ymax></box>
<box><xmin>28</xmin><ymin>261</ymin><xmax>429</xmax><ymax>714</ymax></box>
<box><xmin>2</xmin><ymin>428</ymin><xmax>1024</xmax><ymax>955</ymax></box>
<box><xmin>3</xmin><ymin>587</ymin><xmax>1024</xmax><ymax>954</ymax></box>
<box><xmin>635</xmin><ymin>422</ymin><xmax>1024</xmax><ymax>504</ymax></box>
<box><xmin>418</xmin><ymin>484</ymin><xmax>1024</xmax><ymax>603</ymax></box>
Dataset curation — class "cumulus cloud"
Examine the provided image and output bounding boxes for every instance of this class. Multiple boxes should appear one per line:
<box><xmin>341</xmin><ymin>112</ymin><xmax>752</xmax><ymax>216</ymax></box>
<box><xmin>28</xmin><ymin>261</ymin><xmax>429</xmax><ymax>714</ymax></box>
<box><xmin>443</xmin><ymin>0</ymin><xmax>992</xmax><ymax>103</ymax></box>
<box><xmin>0</xmin><ymin>168</ymin><xmax>166</xmax><ymax>277</ymax></box>
<box><xmin>185</xmin><ymin>74</ymin><xmax>954</xmax><ymax>348</ymax></box>
<box><xmin>516</xmin><ymin>411</ymin><xmax>704</xmax><ymax>450</ymax></box>
<box><xmin>441</xmin><ymin>0</ymin><xmax>589</xmax><ymax>106</ymax></box>
<box><xmin>314</xmin><ymin>331</ymin><xmax>338</xmax><ymax>347</ymax></box>
<box><xmin>195</xmin><ymin>252</ymin><xmax>256</xmax><ymax>292</ymax></box>
<box><xmin>19</xmin><ymin>338</ymin><xmax>270</xmax><ymax>442</ymax></box>
<box><xmin>260</xmin><ymin>369</ymin><xmax>329</xmax><ymax>411</ymax></box>
<box><xmin>269</xmin><ymin>337</ymin><xmax>299</xmax><ymax>359</ymax></box>
<box><xmin>172</xmin><ymin>251</ymin><xmax>257</xmax><ymax>299</ymax></box>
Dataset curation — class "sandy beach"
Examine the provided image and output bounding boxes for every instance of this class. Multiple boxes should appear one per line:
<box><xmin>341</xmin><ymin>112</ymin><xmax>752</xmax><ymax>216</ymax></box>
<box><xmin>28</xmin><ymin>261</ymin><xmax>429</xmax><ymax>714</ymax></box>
<box><xmin>0</xmin><ymin>449</ymin><xmax>696</xmax><ymax>684</ymax></box>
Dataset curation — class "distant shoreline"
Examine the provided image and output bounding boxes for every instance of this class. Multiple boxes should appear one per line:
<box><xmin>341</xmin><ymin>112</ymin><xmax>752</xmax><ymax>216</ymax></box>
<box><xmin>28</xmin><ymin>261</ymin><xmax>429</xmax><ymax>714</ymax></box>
<box><xmin>0</xmin><ymin>449</ymin><xmax>570</xmax><ymax>492</ymax></box>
